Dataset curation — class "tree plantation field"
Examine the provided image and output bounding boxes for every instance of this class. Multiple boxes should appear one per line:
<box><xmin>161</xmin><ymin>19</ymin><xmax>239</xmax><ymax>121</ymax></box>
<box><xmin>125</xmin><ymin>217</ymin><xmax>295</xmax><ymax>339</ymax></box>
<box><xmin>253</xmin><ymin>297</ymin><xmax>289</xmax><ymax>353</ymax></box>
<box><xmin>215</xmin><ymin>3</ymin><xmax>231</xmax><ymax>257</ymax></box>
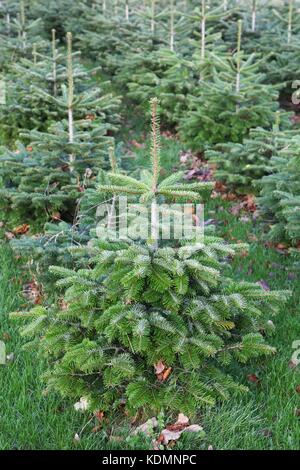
<box><xmin>0</xmin><ymin>0</ymin><xmax>300</xmax><ymax>453</ymax></box>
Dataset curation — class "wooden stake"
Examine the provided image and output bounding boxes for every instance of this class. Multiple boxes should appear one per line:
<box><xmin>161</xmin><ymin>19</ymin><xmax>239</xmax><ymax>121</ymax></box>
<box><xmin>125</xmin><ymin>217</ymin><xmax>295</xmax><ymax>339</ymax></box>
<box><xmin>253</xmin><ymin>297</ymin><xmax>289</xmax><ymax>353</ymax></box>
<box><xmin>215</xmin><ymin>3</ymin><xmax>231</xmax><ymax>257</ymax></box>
<box><xmin>151</xmin><ymin>0</ymin><xmax>155</xmax><ymax>33</ymax></box>
<box><xmin>252</xmin><ymin>0</ymin><xmax>256</xmax><ymax>33</ymax></box>
<box><xmin>288</xmin><ymin>0</ymin><xmax>293</xmax><ymax>44</ymax></box>
<box><xmin>170</xmin><ymin>0</ymin><xmax>174</xmax><ymax>52</ymax></box>
<box><xmin>52</xmin><ymin>29</ymin><xmax>57</xmax><ymax>97</ymax></box>
<box><xmin>236</xmin><ymin>20</ymin><xmax>242</xmax><ymax>94</ymax></box>
<box><xmin>20</xmin><ymin>0</ymin><xmax>26</xmax><ymax>50</ymax></box>
<box><xmin>32</xmin><ymin>43</ymin><xmax>37</xmax><ymax>65</ymax></box>
<box><xmin>67</xmin><ymin>32</ymin><xmax>75</xmax><ymax>170</ymax></box>
<box><xmin>125</xmin><ymin>0</ymin><xmax>129</xmax><ymax>21</ymax></box>
<box><xmin>201</xmin><ymin>0</ymin><xmax>206</xmax><ymax>61</ymax></box>
<box><xmin>6</xmin><ymin>12</ymin><xmax>10</xmax><ymax>33</ymax></box>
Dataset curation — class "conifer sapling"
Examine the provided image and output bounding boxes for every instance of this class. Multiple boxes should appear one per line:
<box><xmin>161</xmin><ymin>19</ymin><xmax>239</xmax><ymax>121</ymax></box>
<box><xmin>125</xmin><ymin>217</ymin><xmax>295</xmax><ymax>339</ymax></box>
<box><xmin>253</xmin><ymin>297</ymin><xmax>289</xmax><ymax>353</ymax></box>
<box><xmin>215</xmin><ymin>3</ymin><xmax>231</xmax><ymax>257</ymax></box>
<box><xmin>11</xmin><ymin>99</ymin><xmax>290</xmax><ymax>418</ymax></box>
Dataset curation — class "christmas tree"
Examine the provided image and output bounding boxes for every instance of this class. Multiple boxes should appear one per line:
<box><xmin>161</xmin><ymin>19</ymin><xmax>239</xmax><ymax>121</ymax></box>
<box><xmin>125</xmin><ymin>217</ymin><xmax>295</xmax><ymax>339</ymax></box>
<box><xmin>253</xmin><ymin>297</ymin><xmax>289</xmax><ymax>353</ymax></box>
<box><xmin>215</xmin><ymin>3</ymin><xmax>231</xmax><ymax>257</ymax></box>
<box><xmin>0</xmin><ymin>32</ymin><xmax>120</xmax><ymax>223</ymax></box>
<box><xmin>258</xmin><ymin>132</ymin><xmax>300</xmax><ymax>245</ymax></box>
<box><xmin>115</xmin><ymin>0</ymin><xmax>229</xmax><ymax>127</ymax></box>
<box><xmin>206</xmin><ymin>111</ymin><xmax>297</xmax><ymax>195</ymax></box>
<box><xmin>11</xmin><ymin>99</ymin><xmax>289</xmax><ymax>417</ymax></box>
<box><xmin>0</xmin><ymin>29</ymin><xmax>67</xmax><ymax>144</ymax></box>
<box><xmin>0</xmin><ymin>0</ymin><xmax>43</xmax><ymax>71</ymax></box>
<box><xmin>262</xmin><ymin>0</ymin><xmax>300</xmax><ymax>93</ymax></box>
<box><xmin>179</xmin><ymin>20</ymin><xmax>281</xmax><ymax>151</ymax></box>
<box><xmin>8</xmin><ymin>149</ymin><xmax>117</xmax><ymax>295</ymax></box>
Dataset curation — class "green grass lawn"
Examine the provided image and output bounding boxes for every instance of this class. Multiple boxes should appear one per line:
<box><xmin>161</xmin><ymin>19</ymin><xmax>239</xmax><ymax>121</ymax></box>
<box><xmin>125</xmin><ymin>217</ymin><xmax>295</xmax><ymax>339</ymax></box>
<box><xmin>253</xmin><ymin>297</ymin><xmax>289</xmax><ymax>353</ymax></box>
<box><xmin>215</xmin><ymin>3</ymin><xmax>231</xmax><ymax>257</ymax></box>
<box><xmin>1</xmin><ymin>138</ymin><xmax>300</xmax><ymax>450</ymax></box>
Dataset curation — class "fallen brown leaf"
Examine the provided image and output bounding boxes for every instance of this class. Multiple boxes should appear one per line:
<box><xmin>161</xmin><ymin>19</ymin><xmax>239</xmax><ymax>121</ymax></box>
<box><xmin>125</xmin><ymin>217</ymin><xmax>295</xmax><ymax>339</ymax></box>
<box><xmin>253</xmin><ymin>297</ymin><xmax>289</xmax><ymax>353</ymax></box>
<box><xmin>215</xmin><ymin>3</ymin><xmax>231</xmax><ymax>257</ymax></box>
<box><xmin>133</xmin><ymin>417</ymin><xmax>158</xmax><ymax>436</ymax></box>
<box><xmin>247</xmin><ymin>374</ymin><xmax>261</xmax><ymax>385</ymax></box>
<box><xmin>13</xmin><ymin>224</ymin><xmax>30</xmax><ymax>235</ymax></box>
<box><xmin>51</xmin><ymin>212</ymin><xmax>61</xmax><ymax>221</ymax></box>
<box><xmin>2</xmin><ymin>332</ymin><xmax>11</xmax><ymax>342</ymax></box>
<box><xmin>23</xmin><ymin>279</ymin><xmax>43</xmax><ymax>304</ymax></box>
<box><xmin>154</xmin><ymin>360</ymin><xmax>172</xmax><ymax>382</ymax></box>
<box><xmin>94</xmin><ymin>410</ymin><xmax>105</xmax><ymax>422</ymax></box>
<box><xmin>159</xmin><ymin>413</ymin><xmax>200</xmax><ymax>445</ymax></box>
<box><xmin>288</xmin><ymin>360</ymin><xmax>298</xmax><ymax>369</ymax></box>
<box><xmin>259</xmin><ymin>428</ymin><xmax>273</xmax><ymax>438</ymax></box>
<box><xmin>5</xmin><ymin>231</ymin><xmax>15</xmax><ymax>240</ymax></box>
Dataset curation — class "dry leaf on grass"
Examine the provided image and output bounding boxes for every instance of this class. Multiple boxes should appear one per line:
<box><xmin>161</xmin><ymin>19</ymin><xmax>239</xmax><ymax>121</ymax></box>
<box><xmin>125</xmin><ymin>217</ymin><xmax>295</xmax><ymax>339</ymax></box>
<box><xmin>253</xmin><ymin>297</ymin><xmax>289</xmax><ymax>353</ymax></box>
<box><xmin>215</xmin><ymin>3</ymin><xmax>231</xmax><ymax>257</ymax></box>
<box><xmin>6</xmin><ymin>353</ymin><xmax>15</xmax><ymax>363</ymax></box>
<box><xmin>259</xmin><ymin>428</ymin><xmax>273</xmax><ymax>438</ymax></box>
<box><xmin>129</xmin><ymin>140</ymin><xmax>145</xmax><ymax>149</ymax></box>
<box><xmin>133</xmin><ymin>417</ymin><xmax>158</xmax><ymax>436</ymax></box>
<box><xmin>74</xmin><ymin>397</ymin><xmax>90</xmax><ymax>412</ymax></box>
<box><xmin>73</xmin><ymin>433</ymin><xmax>81</xmax><ymax>444</ymax></box>
<box><xmin>5</xmin><ymin>231</ymin><xmax>15</xmax><ymax>240</ymax></box>
<box><xmin>257</xmin><ymin>280</ymin><xmax>271</xmax><ymax>291</ymax></box>
<box><xmin>133</xmin><ymin>413</ymin><xmax>203</xmax><ymax>448</ymax></box>
<box><xmin>247</xmin><ymin>374</ymin><xmax>261</xmax><ymax>385</ymax></box>
<box><xmin>23</xmin><ymin>279</ymin><xmax>43</xmax><ymax>305</ymax></box>
<box><xmin>13</xmin><ymin>223</ymin><xmax>30</xmax><ymax>235</ymax></box>
<box><xmin>51</xmin><ymin>212</ymin><xmax>61</xmax><ymax>221</ymax></box>
<box><xmin>288</xmin><ymin>360</ymin><xmax>298</xmax><ymax>369</ymax></box>
<box><xmin>157</xmin><ymin>414</ymin><xmax>203</xmax><ymax>446</ymax></box>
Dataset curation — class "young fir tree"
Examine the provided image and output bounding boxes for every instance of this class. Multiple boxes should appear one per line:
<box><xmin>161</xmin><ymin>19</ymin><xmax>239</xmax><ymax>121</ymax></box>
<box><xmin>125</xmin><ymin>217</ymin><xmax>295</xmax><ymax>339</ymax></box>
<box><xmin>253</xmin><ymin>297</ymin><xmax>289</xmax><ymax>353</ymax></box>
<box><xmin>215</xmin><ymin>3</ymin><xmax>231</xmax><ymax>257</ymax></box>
<box><xmin>178</xmin><ymin>20</ymin><xmax>281</xmax><ymax>151</ymax></box>
<box><xmin>262</xmin><ymin>0</ymin><xmax>300</xmax><ymax>92</ymax></box>
<box><xmin>75</xmin><ymin>2</ymin><xmax>127</xmax><ymax>68</ymax></box>
<box><xmin>258</xmin><ymin>132</ymin><xmax>300</xmax><ymax>245</ymax></box>
<box><xmin>118</xmin><ymin>46</ymin><xmax>193</xmax><ymax>127</ymax></box>
<box><xmin>8</xmin><ymin>158</ymin><xmax>112</xmax><ymax>296</ymax></box>
<box><xmin>76</xmin><ymin>0</ymin><xmax>160</xmax><ymax>76</ymax></box>
<box><xmin>0</xmin><ymin>29</ymin><xmax>70</xmax><ymax>144</ymax></box>
<box><xmin>0</xmin><ymin>32</ymin><xmax>120</xmax><ymax>223</ymax></box>
<box><xmin>224</xmin><ymin>1</ymin><xmax>300</xmax><ymax>93</ymax></box>
<box><xmin>206</xmin><ymin>111</ymin><xmax>297</xmax><ymax>195</ymax></box>
<box><xmin>185</xmin><ymin>0</ymin><xmax>229</xmax><ymax>78</ymax></box>
<box><xmin>221</xmin><ymin>0</ymin><xmax>275</xmax><ymax>52</ymax></box>
<box><xmin>32</xmin><ymin>0</ymin><xmax>90</xmax><ymax>40</ymax></box>
<box><xmin>0</xmin><ymin>0</ymin><xmax>43</xmax><ymax>71</ymax></box>
<box><xmin>11</xmin><ymin>99</ymin><xmax>289</xmax><ymax>417</ymax></box>
<box><xmin>116</xmin><ymin>0</ymin><xmax>228</xmax><ymax>127</ymax></box>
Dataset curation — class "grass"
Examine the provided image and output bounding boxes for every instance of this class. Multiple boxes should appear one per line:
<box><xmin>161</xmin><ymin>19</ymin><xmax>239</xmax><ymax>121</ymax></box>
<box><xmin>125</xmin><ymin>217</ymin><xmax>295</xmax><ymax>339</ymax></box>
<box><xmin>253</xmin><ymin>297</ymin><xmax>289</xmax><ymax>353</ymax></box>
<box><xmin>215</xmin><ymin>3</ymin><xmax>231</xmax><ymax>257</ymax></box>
<box><xmin>200</xmin><ymin>200</ymin><xmax>300</xmax><ymax>450</ymax></box>
<box><xmin>0</xmin><ymin>138</ymin><xmax>300</xmax><ymax>450</ymax></box>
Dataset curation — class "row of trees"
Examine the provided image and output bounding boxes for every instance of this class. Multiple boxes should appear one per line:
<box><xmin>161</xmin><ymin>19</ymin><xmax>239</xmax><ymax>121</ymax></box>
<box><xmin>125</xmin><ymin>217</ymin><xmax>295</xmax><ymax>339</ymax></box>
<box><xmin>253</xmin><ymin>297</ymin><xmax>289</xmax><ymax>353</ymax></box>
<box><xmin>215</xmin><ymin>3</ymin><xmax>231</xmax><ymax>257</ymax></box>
<box><xmin>0</xmin><ymin>0</ymin><xmax>296</xmax><ymax>419</ymax></box>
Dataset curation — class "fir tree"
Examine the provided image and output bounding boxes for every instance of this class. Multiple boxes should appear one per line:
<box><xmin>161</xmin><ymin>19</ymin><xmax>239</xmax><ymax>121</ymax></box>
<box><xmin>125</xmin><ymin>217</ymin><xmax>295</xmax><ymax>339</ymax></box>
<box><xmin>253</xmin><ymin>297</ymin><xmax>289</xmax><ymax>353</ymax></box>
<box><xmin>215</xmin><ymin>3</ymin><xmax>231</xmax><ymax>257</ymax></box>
<box><xmin>76</xmin><ymin>0</ymin><xmax>164</xmax><ymax>76</ymax></box>
<box><xmin>179</xmin><ymin>20</ymin><xmax>281</xmax><ymax>151</ymax></box>
<box><xmin>115</xmin><ymin>0</ymin><xmax>228</xmax><ymax>127</ymax></box>
<box><xmin>0</xmin><ymin>32</ymin><xmax>120</xmax><ymax>222</ymax></box>
<box><xmin>11</xmin><ymin>99</ymin><xmax>290</xmax><ymax>417</ymax></box>
<box><xmin>206</xmin><ymin>111</ymin><xmax>297</xmax><ymax>194</ymax></box>
<box><xmin>258</xmin><ymin>132</ymin><xmax>300</xmax><ymax>245</ymax></box>
<box><xmin>0</xmin><ymin>0</ymin><xmax>42</xmax><ymax>70</ymax></box>
<box><xmin>9</xmin><ymin>165</ymin><xmax>111</xmax><ymax>295</ymax></box>
<box><xmin>0</xmin><ymin>29</ymin><xmax>67</xmax><ymax>144</ymax></box>
<box><xmin>263</xmin><ymin>0</ymin><xmax>300</xmax><ymax>92</ymax></box>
